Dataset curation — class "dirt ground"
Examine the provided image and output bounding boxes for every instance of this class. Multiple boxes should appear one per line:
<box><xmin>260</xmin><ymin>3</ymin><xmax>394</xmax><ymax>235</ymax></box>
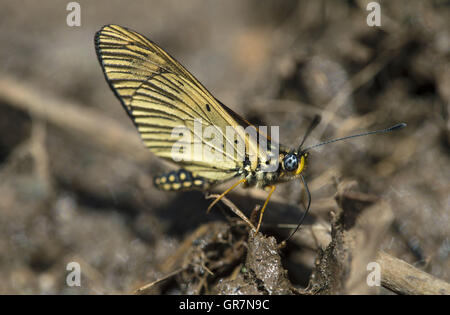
<box><xmin>0</xmin><ymin>0</ymin><xmax>448</xmax><ymax>294</ymax></box>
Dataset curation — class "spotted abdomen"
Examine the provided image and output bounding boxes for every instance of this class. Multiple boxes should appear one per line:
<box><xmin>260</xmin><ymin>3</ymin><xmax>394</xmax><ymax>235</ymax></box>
<box><xmin>153</xmin><ymin>169</ymin><xmax>211</xmax><ymax>191</ymax></box>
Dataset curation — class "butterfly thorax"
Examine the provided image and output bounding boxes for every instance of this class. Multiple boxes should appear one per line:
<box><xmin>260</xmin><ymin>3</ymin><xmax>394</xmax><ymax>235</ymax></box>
<box><xmin>242</xmin><ymin>147</ymin><xmax>308</xmax><ymax>189</ymax></box>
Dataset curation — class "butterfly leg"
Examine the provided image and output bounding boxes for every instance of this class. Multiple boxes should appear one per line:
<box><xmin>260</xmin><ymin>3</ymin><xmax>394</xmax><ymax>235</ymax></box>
<box><xmin>206</xmin><ymin>178</ymin><xmax>246</xmax><ymax>213</ymax></box>
<box><xmin>255</xmin><ymin>185</ymin><xmax>276</xmax><ymax>233</ymax></box>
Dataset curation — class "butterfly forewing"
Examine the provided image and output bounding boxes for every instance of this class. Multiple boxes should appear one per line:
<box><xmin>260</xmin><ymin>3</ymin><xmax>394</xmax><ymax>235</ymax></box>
<box><xmin>95</xmin><ymin>24</ymin><xmax>272</xmax><ymax>186</ymax></box>
<box><xmin>95</xmin><ymin>25</ymin><xmax>242</xmax><ymax>183</ymax></box>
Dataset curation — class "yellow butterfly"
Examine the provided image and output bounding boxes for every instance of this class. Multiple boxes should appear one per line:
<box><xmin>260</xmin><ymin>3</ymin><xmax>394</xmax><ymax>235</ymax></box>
<box><xmin>95</xmin><ymin>25</ymin><xmax>405</xmax><ymax>237</ymax></box>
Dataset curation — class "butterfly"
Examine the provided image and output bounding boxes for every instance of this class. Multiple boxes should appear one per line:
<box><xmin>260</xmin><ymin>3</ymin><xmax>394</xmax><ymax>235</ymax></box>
<box><xmin>95</xmin><ymin>25</ymin><xmax>406</xmax><ymax>238</ymax></box>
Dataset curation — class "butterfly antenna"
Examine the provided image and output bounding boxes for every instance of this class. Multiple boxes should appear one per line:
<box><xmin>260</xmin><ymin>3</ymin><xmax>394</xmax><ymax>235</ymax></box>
<box><xmin>298</xmin><ymin>115</ymin><xmax>321</xmax><ymax>151</ymax></box>
<box><xmin>302</xmin><ymin>123</ymin><xmax>407</xmax><ymax>152</ymax></box>
<box><xmin>285</xmin><ymin>174</ymin><xmax>311</xmax><ymax>242</ymax></box>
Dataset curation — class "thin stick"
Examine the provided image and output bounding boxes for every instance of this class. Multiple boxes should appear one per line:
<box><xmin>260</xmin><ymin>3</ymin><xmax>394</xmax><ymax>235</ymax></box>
<box><xmin>206</xmin><ymin>179</ymin><xmax>246</xmax><ymax>213</ymax></box>
<box><xmin>206</xmin><ymin>194</ymin><xmax>256</xmax><ymax>231</ymax></box>
<box><xmin>134</xmin><ymin>267</ymin><xmax>186</xmax><ymax>295</ymax></box>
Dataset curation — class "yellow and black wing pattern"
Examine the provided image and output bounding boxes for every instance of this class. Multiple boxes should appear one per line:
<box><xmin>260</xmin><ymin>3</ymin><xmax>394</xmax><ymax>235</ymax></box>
<box><xmin>95</xmin><ymin>25</ymin><xmax>261</xmax><ymax>190</ymax></box>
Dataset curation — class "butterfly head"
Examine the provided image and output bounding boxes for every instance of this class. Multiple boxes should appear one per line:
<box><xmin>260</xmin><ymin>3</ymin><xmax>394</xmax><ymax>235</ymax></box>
<box><xmin>281</xmin><ymin>151</ymin><xmax>308</xmax><ymax>176</ymax></box>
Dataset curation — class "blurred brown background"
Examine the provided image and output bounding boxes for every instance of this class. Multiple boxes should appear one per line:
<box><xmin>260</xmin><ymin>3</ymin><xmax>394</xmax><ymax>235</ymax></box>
<box><xmin>0</xmin><ymin>0</ymin><xmax>448</xmax><ymax>294</ymax></box>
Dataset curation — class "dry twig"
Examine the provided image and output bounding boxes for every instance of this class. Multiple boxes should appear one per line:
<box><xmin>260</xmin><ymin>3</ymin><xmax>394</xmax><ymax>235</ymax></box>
<box><xmin>376</xmin><ymin>251</ymin><xmax>450</xmax><ymax>295</ymax></box>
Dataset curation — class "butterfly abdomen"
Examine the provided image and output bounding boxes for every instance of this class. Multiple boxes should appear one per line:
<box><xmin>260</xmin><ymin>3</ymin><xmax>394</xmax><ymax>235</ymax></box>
<box><xmin>153</xmin><ymin>169</ymin><xmax>210</xmax><ymax>191</ymax></box>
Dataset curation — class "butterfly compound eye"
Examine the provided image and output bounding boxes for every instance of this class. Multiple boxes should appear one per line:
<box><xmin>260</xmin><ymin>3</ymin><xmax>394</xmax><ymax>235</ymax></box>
<box><xmin>283</xmin><ymin>154</ymin><xmax>299</xmax><ymax>172</ymax></box>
